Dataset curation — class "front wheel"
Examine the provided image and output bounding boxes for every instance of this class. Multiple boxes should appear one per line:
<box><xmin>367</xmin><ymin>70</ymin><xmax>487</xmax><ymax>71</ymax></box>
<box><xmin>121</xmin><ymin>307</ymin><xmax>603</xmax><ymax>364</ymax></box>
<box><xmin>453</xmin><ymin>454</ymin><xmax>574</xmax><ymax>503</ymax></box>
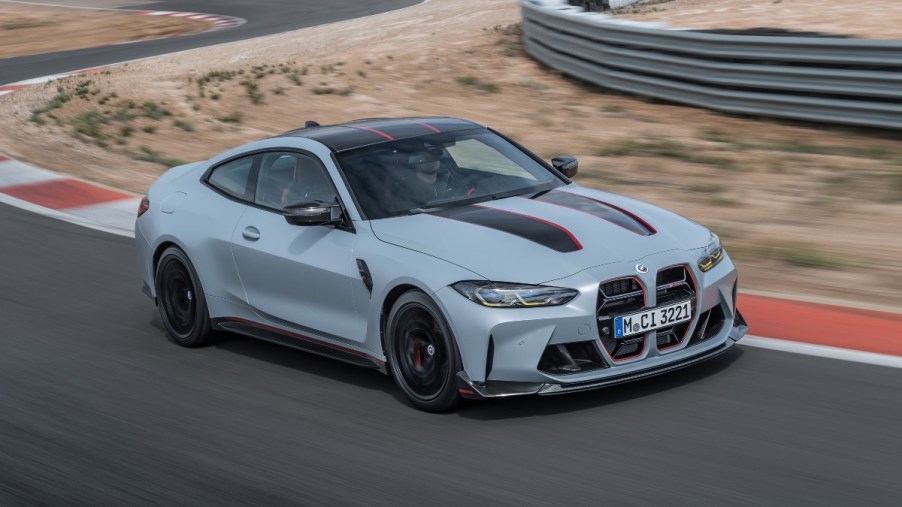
<box><xmin>155</xmin><ymin>246</ymin><xmax>216</xmax><ymax>347</ymax></box>
<box><xmin>385</xmin><ymin>291</ymin><xmax>464</xmax><ymax>412</ymax></box>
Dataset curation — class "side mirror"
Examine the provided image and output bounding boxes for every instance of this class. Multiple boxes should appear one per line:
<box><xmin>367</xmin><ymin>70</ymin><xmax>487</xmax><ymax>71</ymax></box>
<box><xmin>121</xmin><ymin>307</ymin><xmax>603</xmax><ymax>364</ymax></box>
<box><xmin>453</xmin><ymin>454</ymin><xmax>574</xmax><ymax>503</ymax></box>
<box><xmin>552</xmin><ymin>156</ymin><xmax>578</xmax><ymax>178</ymax></box>
<box><xmin>284</xmin><ymin>202</ymin><xmax>343</xmax><ymax>226</ymax></box>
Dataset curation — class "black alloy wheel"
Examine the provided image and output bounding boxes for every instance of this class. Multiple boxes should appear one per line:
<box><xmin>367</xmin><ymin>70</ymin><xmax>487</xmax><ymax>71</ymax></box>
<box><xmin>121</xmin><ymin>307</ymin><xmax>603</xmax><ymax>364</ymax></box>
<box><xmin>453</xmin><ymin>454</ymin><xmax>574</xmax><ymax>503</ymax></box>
<box><xmin>155</xmin><ymin>246</ymin><xmax>216</xmax><ymax>347</ymax></box>
<box><xmin>386</xmin><ymin>290</ymin><xmax>464</xmax><ymax>412</ymax></box>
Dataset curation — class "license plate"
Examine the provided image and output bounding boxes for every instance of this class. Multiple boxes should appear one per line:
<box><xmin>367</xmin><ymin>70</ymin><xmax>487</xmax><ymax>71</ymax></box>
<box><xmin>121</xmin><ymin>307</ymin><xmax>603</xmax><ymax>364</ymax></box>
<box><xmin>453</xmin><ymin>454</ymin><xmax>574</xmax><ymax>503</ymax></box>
<box><xmin>614</xmin><ymin>300</ymin><xmax>692</xmax><ymax>339</ymax></box>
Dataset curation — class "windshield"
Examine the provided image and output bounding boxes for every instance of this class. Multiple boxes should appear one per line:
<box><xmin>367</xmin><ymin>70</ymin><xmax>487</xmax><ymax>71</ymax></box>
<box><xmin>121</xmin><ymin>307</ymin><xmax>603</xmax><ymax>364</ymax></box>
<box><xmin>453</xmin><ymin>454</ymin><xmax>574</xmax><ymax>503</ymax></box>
<box><xmin>335</xmin><ymin>129</ymin><xmax>563</xmax><ymax>219</ymax></box>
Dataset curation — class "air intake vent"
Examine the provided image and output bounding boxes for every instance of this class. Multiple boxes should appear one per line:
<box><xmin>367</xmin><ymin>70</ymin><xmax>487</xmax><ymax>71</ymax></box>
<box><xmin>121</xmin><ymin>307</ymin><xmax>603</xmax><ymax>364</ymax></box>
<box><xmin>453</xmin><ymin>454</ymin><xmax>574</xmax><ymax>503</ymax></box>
<box><xmin>597</xmin><ymin>277</ymin><xmax>646</xmax><ymax>361</ymax></box>
<box><xmin>538</xmin><ymin>341</ymin><xmax>608</xmax><ymax>375</ymax></box>
<box><xmin>688</xmin><ymin>304</ymin><xmax>726</xmax><ymax>347</ymax></box>
<box><xmin>655</xmin><ymin>265</ymin><xmax>696</xmax><ymax>351</ymax></box>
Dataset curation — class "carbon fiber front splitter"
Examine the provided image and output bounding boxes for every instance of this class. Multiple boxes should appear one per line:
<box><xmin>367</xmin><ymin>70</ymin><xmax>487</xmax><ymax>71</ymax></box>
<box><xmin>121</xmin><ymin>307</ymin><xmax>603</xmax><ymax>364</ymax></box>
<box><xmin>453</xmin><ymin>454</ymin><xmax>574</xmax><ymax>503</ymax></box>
<box><xmin>457</xmin><ymin>311</ymin><xmax>748</xmax><ymax>400</ymax></box>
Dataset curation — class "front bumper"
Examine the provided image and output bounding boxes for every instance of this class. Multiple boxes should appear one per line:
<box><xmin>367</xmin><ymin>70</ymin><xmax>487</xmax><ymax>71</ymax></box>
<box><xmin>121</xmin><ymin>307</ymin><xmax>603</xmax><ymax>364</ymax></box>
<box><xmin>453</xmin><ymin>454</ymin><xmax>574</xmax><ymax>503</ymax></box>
<box><xmin>435</xmin><ymin>249</ymin><xmax>747</xmax><ymax>399</ymax></box>
<box><xmin>456</xmin><ymin>310</ymin><xmax>748</xmax><ymax>399</ymax></box>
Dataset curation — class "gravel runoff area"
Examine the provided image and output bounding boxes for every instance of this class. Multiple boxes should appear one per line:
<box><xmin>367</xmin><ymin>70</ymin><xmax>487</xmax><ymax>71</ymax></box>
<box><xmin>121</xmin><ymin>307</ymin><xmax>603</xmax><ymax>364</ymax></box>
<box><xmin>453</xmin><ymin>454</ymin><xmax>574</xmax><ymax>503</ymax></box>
<box><xmin>0</xmin><ymin>0</ymin><xmax>900</xmax><ymax>308</ymax></box>
<box><xmin>0</xmin><ymin>0</ymin><xmax>211</xmax><ymax>59</ymax></box>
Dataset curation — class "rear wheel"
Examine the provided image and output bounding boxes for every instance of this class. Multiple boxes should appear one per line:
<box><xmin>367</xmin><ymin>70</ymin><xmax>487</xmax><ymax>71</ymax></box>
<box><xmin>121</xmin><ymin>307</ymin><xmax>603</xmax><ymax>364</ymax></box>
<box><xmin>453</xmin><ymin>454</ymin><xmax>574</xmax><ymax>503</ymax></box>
<box><xmin>386</xmin><ymin>290</ymin><xmax>464</xmax><ymax>412</ymax></box>
<box><xmin>155</xmin><ymin>246</ymin><xmax>216</xmax><ymax>347</ymax></box>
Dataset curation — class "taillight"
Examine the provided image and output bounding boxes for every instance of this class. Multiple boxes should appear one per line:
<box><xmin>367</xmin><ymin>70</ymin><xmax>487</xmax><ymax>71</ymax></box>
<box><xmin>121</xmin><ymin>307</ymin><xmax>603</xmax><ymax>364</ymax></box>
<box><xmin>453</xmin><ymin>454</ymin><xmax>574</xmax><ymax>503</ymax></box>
<box><xmin>137</xmin><ymin>196</ymin><xmax>150</xmax><ymax>218</ymax></box>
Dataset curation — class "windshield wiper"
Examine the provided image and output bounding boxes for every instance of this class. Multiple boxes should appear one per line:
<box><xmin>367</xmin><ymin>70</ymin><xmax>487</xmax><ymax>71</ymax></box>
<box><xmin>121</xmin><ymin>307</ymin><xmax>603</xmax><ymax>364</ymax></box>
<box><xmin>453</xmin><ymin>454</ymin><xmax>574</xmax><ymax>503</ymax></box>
<box><xmin>408</xmin><ymin>206</ymin><xmax>444</xmax><ymax>215</ymax></box>
<box><xmin>528</xmin><ymin>188</ymin><xmax>553</xmax><ymax>199</ymax></box>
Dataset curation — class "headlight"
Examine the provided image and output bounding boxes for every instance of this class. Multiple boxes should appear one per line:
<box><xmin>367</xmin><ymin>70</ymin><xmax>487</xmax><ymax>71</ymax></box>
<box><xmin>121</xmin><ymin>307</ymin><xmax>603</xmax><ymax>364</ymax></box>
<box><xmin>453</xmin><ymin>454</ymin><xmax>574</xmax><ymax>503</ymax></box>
<box><xmin>452</xmin><ymin>281</ymin><xmax>579</xmax><ymax>308</ymax></box>
<box><xmin>698</xmin><ymin>233</ymin><xmax>724</xmax><ymax>272</ymax></box>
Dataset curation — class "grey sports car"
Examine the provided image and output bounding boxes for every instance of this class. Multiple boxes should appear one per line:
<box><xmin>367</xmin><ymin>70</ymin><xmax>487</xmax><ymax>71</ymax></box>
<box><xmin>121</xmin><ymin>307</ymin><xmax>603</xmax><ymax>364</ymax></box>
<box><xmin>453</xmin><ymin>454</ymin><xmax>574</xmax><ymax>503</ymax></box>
<box><xmin>135</xmin><ymin>117</ymin><xmax>747</xmax><ymax>411</ymax></box>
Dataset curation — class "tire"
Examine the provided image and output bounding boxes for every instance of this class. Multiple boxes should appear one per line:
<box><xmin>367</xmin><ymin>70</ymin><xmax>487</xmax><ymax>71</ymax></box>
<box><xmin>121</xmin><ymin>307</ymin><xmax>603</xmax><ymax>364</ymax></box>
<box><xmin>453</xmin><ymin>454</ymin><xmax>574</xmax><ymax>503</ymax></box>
<box><xmin>154</xmin><ymin>246</ymin><xmax>217</xmax><ymax>347</ymax></box>
<box><xmin>385</xmin><ymin>290</ymin><xmax>465</xmax><ymax>412</ymax></box>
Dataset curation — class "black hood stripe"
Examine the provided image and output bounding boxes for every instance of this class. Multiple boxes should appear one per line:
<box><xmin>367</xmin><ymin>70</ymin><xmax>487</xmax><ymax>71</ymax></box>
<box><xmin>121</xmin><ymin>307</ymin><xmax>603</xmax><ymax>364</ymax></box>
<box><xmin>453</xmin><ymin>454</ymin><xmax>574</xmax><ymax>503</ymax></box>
<box><xmin>432</xmin><ymin>205</ymin><xmax>582</xmax><ymax>253</ymax></box>
<box><xmin>531</xmin><ymin>191</ymin><xmax>655</xmax><ymax>236</ymax></box>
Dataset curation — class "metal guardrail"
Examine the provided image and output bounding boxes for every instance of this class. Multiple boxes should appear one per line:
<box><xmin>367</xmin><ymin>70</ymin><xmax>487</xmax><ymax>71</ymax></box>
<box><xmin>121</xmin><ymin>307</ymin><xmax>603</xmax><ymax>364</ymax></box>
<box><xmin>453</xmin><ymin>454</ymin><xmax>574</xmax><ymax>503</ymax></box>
<box><xmin>522</xmin><ymin>0</ymin><xmax>902</xmax><ymax>130</ymax></box>
<box><xmin>567</xmin><ymin>0</ymin><xmax>641</xmax><ymax>11</ymax></box>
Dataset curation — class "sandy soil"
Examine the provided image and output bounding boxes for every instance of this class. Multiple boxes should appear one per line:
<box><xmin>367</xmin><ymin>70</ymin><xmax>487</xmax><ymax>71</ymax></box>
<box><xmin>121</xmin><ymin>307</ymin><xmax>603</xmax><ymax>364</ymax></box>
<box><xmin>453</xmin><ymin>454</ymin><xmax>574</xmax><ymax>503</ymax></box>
<box><xmin>0</xmin><ymin>0</ymin><xmax>899</xmax><ymax>308</ymax></box>
<box><xmin>614</xmin><ymin>0</ymin><xmax>902</xmax><ymax>40</ymax></box>
<box><xmin>0</xmin><ymin>2</ymin><xmax>211</xmax><ymax>59</ymax></box>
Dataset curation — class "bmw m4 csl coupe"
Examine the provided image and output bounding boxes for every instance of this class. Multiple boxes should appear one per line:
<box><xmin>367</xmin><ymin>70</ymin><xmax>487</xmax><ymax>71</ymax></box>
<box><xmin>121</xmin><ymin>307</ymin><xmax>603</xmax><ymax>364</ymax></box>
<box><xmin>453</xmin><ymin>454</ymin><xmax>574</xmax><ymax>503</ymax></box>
<box><xmin>135</xmin><ymin>117</ymin><xmax>748</xmax><ymax>412</ymax></box>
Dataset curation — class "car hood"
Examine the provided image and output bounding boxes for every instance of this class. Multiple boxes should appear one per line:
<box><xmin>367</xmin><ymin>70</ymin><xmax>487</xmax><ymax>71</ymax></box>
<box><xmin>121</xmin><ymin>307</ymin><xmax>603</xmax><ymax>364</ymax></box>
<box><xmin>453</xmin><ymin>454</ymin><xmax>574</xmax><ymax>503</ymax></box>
<box><xmin>369</xmin><ymin>186</ymin><xmax>711</xmax><ymax>284</ymax></box>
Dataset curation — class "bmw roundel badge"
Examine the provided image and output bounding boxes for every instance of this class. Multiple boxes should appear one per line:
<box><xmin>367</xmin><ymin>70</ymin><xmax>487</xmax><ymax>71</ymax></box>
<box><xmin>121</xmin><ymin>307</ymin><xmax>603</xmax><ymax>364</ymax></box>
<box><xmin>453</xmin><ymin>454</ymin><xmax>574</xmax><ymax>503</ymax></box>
<box><xmin>636</xmin><ymin>264</ymin><xmax>649</xmax><ymax>274</ymax></box>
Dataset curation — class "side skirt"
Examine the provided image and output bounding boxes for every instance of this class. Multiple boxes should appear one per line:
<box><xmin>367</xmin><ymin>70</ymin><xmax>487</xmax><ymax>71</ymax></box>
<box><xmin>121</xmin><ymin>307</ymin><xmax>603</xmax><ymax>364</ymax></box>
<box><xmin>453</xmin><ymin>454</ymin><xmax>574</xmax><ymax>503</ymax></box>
<box><xmin>212</xmin><ymin>317</ymin><xmax>386</xmax><ymax>373</ymax></box>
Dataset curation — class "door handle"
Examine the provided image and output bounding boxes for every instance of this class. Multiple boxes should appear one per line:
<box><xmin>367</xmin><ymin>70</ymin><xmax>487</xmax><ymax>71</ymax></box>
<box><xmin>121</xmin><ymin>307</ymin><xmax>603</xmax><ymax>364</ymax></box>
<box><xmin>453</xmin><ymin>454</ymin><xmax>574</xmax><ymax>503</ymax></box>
<box><xmin>242</xmin><ymin>226</ymin><xmax>260</xmax><ymax>241</ymax></box>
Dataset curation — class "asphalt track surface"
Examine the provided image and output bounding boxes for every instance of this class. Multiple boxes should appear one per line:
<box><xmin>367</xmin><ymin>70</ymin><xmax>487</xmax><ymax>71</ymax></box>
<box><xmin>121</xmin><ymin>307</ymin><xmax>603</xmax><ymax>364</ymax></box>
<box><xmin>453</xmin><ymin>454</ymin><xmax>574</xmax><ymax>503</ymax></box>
<box><xmin>3</xmin><ymin>1</ymin><xmax>902</xmax><ymax>504</ymax></box>
<box><xmin>0</xmin><ymin>0</ymin><xmax>420</xmax><ymax>84</ymax></box>
<box><xmin>2</xmin><ymin>202</ymin><xmax>902</xmax><ymax>505</ymax></box>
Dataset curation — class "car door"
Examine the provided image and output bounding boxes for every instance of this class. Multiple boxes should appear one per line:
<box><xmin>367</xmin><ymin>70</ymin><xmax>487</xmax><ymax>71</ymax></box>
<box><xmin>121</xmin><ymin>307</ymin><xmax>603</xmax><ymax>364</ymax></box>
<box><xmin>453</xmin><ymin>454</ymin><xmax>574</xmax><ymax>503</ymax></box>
<box><xmin>198</xmin><ymin>153</ymin><xmax>256</xmax><ymax>307</ymax></box>
<box><xmin>230</xmin><ymin>151</ymin><xmax>362</xmax><ymax>344</ymax></box>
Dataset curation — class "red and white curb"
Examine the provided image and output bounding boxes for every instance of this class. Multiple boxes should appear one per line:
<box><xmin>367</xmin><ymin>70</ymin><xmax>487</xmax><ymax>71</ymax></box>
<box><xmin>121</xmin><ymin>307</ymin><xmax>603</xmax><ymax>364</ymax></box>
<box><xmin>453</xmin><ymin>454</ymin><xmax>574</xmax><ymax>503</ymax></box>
<box><xmin>0</xmin><ymin>154</ymin><xmax>139</xmax><ymax>237</ymax></box>
<box><xmin>134</xmin><ymin>10</ymin><xmax>244</xmax><ymax>31</ymax></box>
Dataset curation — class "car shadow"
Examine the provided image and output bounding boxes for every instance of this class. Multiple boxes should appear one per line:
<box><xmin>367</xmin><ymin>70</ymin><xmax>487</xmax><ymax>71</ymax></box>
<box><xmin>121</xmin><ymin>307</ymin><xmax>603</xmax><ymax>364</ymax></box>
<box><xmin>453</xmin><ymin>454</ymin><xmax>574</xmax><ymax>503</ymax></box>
<box><xmin>149</xmin><ymin>310</ymin><xmax>745</xmax><ymax>415</ymax></box>
<box><xmin>212</xmin><ymin>331</ymin><xmax>399</xmax><ymax>396</ymax></box>
<box><xmin>457</xmin><ymin>346</ymin><xmax>745</xmax><ymax>420</ymax></box>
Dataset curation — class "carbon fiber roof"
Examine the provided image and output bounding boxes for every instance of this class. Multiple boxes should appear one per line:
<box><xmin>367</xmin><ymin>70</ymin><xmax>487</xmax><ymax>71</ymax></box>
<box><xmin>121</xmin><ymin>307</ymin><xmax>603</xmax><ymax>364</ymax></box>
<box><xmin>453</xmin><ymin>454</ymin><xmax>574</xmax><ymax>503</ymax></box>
<box><xmin>278</xmin><ymin>117</ymin><xmax>482</xmax><ymax>152</ymax></box>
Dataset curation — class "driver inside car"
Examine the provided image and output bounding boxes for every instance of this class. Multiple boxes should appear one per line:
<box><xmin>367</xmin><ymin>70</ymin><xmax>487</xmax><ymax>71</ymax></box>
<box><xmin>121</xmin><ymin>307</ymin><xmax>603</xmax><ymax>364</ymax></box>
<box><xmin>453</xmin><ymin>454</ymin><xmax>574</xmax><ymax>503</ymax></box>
<box><xmin>396</xmin><ymin>151</ymin><xmax>444</xmax><ymax>209</ymax></box>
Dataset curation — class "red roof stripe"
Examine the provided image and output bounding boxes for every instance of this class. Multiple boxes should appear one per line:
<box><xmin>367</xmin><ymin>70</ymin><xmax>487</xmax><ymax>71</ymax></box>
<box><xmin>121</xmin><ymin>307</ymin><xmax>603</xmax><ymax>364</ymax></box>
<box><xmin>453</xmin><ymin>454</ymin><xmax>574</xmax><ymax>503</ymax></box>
<box><xmin>406</xmin><ymin>120</ymin><xmax>441</xmax><ymax>133</ymax></box>
<box><xmin>346</xmin><ymin>125</ymin><xmax>395</xmax><ymax>141</ymax></box>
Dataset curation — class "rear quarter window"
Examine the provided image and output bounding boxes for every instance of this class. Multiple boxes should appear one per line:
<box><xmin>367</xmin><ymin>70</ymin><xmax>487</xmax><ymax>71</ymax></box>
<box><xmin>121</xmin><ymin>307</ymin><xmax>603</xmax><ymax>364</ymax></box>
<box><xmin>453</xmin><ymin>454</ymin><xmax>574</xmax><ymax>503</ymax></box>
<box><xmin>208</xmin><ymin>156</ymin><xmax>255</xmax><ymax>200</ymax></box>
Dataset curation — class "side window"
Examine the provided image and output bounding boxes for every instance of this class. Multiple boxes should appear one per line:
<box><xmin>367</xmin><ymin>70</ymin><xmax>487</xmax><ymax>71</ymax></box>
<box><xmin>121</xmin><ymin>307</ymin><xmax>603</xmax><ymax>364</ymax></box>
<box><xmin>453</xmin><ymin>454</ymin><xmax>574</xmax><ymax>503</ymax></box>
<box><xmin>255</xmin><ymin>152</ymin><xmax>337</xmax><ymax>210</ymax></box>
<box><xmin>208</xmin><ymin>156</ymin><xmax>255</xmax><ymax>200</ymax></box>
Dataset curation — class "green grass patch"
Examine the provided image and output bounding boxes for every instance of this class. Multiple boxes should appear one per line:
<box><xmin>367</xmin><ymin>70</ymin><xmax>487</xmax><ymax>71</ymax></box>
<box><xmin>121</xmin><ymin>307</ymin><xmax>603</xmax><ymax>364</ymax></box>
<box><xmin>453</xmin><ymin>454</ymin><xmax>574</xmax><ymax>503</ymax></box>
<box><xmin>454</xmin><ymin>76</ymin><xmax>500</xmax><ymax>94</ymax></box>
<box><xmin>240</xmin><ymin>80</ymin><xmax>264</xmax><ymax>104</ymax></box>
<box><xmin>217</xmin><ymin>112</ymin><xmax>244</xmax><ymax>123</ymax></box>
<box><xmin>110</xmin><ymin>109</ymin><xmax>137</xmax><ymax>122</ymax></box>
<box><xmin>697</xmin><ymin>128</ymin><xmax>901</xmax><ymax>161</ymax></box>
<box><xmin>887</xmin><ymin>172</ymin><xmax>902</xmax><ymax>201</ymax></box>
<box><xmin>197</xmin><ymin>70</ymin><xmax>238</xmax><ymax>87</ymax></box>
<box><xmin>72</xmin><ymin>110</ymin><xmax>106</xmax><ymax>139</ymax></box>
<box><xmin>311</xmin><ymin>86</ymin><xmax>353</xmax><ymax>96</ymax></box>
<box><xmin>133</xmin><ymin>146</ymin><xmax>187</xmax><ymax>168</ymax></box>
<box><xmin>73</xmin><ymin>80</ymin><xmax>96</xmax><ymax>100</ymax></box>
<box><xmin>141</xmin><ymin>101</ymin><xmax>171</xmax><ymax>120</ymax></box>
<box><xmin>729</xmin><ymin>241</ymin><xmax>847</xmax><ymax>269</ymax></box>
<box><xmin>173</xmin><ymin>119</ymin><xmax>194</xmax><ymax>132</ymax></box>
<box><xmin>286</xmin><ymin>72</ymin><xmax>302</xmax><ymax>86</ymax></box>
<box><xmin>3</xmin><ymin>21</ymin><xmax>49</xmax><ymax>30</ymax></box>
<box><xmin>493</xmin><ymin>22</ymin><xmax>522</xmax><ymax>36</ymax></box>
<box><xmin>598</xmin><ymin>139</ymin><xmax>736</xmax><ymax>169</ymax></box>
<box><xmin>30</xmin><ymin>92</ymin><xmax>71</xmax><ymax>122</ymax></box>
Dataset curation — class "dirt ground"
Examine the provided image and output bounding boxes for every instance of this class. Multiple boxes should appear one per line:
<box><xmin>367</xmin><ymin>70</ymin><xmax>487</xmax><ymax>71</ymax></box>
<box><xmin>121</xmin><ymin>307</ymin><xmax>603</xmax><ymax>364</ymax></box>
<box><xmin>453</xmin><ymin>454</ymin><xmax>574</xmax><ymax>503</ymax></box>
<box><xmin>0</xmin><ymin>0</ymin><xmax>900</xmax><ymax>309</ymax></box>
<box><xmin>0</xmin><ymin>2</ymin><xmax>211</xmax><ymax>59</ymax></box>
<box><xmin>614</xmin><ymin>0</ymin><xmax>902</xmax><ymax>40</ymax></box>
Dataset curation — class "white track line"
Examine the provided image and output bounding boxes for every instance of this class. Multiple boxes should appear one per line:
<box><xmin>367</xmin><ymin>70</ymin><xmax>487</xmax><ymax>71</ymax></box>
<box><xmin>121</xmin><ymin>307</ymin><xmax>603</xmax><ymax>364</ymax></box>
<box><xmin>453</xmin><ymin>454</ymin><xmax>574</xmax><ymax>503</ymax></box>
<box><xmin>741</xmin><ymin>336</ymin><xmax>902</xmax><ymax>369</ymax></box>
